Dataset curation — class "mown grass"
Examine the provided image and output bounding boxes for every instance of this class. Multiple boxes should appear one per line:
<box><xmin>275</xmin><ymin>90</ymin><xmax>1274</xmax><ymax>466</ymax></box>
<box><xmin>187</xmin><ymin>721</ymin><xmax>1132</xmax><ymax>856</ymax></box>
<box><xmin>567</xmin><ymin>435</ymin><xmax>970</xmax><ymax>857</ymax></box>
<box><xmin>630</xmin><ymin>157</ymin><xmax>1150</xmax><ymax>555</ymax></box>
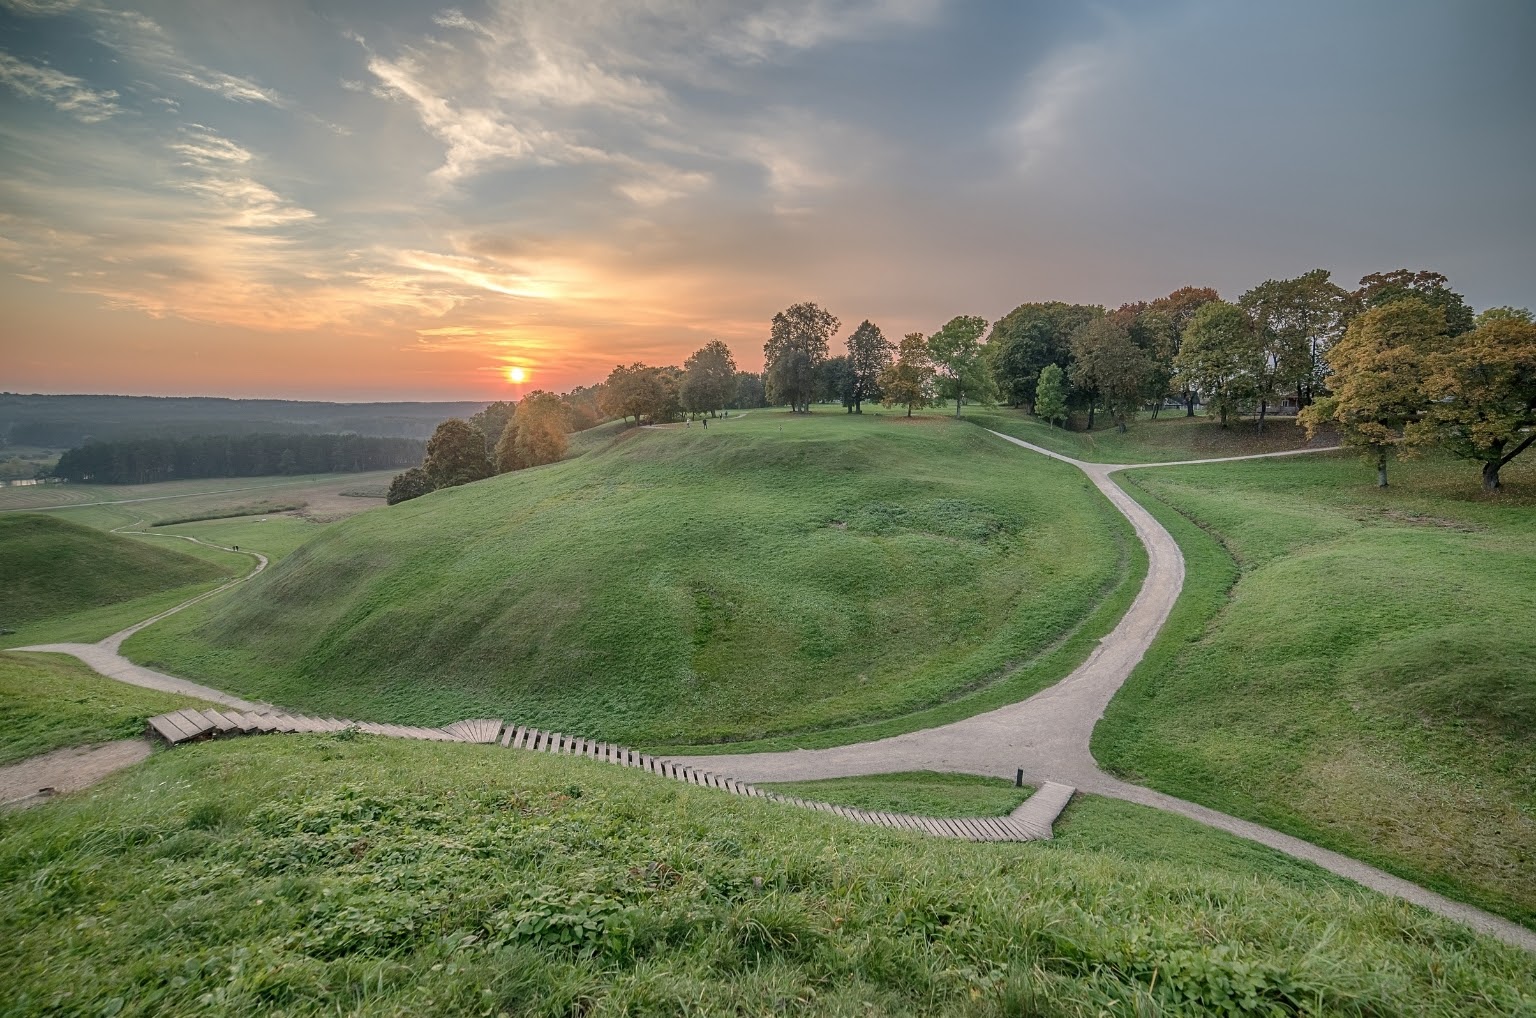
<box><xmin>0</xmin><ymin>471</ymin><xmax>395</xmax><ymax>512</ymax></box>
<box><xmin>968</xmin><ymin>407</ymin><xmax>1323</xmax><ymax>463</ymax></box>
<box><xmin>126</xmin><ymin>413</ymin><xmax>1132</xmax><ymax>746</ymax></box>
<box><xmin>764</xmin><ymin>771</ymin><xmax>1031</xmax><ymax>818</ymax></box>
<box><xmin>2</xmin><ymin>736</ymin><xmax>1532</xmax><ymax>1017</ymax></box>
<box><xmin>0</xmin><ymin>515</ymin><xmax>224</xmax><ymax>632</ymax></box>
<box><xmin>152</xmin><ymin>502</ymin><xmax>304</xmax><ymax>526</ymax></box>
<box><xmin>1097</xmin><ymin>451</ymin><xmax>1536</xmax><ymax>927</ymax></box>
<box><xmin>0</xmin><ymin>653</ymin><xmax>209</xmax><ymax>764</ymax></box>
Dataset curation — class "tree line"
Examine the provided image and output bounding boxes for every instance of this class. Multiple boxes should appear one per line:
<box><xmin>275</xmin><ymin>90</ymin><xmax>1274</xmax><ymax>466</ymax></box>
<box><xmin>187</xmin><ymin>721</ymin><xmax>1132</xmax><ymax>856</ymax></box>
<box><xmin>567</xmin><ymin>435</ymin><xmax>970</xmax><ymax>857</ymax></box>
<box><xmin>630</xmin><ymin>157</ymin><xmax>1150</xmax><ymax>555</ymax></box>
<box><xmin>53</xmin><ymin>433</ymin><xmax>426</xmax><ymax>484</ymax></box>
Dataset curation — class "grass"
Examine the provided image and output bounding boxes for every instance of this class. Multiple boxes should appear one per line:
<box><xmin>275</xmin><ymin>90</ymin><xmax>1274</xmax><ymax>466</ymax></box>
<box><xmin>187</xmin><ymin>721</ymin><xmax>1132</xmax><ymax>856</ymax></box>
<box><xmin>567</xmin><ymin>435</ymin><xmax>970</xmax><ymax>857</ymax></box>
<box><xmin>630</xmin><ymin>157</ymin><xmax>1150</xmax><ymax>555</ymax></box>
<box><xmin>125</xmin><ymin>412</ymin><xmax>1133</xmax><ymax>746</ymax></box>
<box><xmin>1095</xmin><ymin>450</ymin><xmax>1536</xmax><ymax>927</ymax></box>
<box><xmin>0</xmin><ymin>470</ymin><xmax>396</xmax><ymax>512</ymax></box>
<box><xmin>764</xmin><ymin>770</ymin><xmax>1031</xmax><ymax>818</ymax></box>
<box><xmin>0</xmin><ymin>514</ymin><xmax>224</xmax><ymax>631</ymax></box>
<box><xmin>0</xmin><ymin>653</ymin><xmax>210</xmax><ymax>765</ymax></box>
<box><xmin>152</xmin><ymin>502</ymin><xmax>304</xmax><ymax>526</ymax></box>
<box><xmin>968</xmin><ymin>407</ymin><xmax>1325</xmax><ymax>463</ymax></box>
<box><xmin>2</xmin><ymin>736</ymin><xmax>1532</xmax><ymax>1017</ymax></box>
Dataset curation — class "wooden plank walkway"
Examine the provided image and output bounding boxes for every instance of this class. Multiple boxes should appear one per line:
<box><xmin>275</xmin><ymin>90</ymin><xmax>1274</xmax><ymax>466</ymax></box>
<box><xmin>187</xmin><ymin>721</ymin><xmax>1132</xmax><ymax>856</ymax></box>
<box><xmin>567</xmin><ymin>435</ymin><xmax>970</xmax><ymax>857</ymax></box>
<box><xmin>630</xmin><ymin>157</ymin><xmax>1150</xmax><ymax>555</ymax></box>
<box><xmin>145</xmin><ymin>709</ymin><xmax>1075</xmax><ymax>842</ymax></box>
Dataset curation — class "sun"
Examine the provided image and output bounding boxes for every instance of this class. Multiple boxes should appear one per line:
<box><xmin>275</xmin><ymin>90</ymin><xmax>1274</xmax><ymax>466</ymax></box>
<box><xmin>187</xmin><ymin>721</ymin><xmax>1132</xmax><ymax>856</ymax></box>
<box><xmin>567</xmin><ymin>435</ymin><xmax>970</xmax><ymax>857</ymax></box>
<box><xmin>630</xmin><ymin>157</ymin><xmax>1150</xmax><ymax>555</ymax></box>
<box><xmin>505</xmin><ymin>366</ymin><xmax>527</xmax><ymax>384</ymax></box>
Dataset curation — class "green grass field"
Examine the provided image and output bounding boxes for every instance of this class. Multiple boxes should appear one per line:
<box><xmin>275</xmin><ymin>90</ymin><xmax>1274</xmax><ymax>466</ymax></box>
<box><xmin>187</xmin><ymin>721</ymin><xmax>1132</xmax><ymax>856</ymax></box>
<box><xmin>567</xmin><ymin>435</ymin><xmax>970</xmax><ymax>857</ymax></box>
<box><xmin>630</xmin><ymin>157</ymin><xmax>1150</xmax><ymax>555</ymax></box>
<box><xmin>3</xmin><ymin>735</ymin><xmax>1531</xmax><ymax>1017</ymax></box>
<box><xmin>764</xmin><ymin>770</ymin><xmax>1032</xmax><ymax>817</ymax></box>
<box><xmin>0</xmin><ymin>514</ymin><xmax>225</xmax><ymax>632</ymax></box>
<box><xmin>124</xmin><ymin>413</ymin><xmax>1133</xmax><ymax>746</ymax></box>
<box><xmin>969</xmin><ymin>407</ymin><xmax>1324</xmax><ymax>463</ymax></box>
<box><xmin>1096</xmin><ymin>451</ymin><xmax>1536</xmax><ymax>927</ymax></box>
<box><xmin>0</xmin><ymin>653</ymin><xmax>210</xmax><ymax>764</ymax></box>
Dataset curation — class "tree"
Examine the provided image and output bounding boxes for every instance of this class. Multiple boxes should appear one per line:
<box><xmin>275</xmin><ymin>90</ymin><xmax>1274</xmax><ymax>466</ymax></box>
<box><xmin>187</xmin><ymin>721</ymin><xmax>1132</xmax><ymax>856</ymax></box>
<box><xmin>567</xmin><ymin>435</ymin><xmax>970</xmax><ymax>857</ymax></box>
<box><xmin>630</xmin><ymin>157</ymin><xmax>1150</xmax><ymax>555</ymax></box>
<box><xmin>1239</xmin><ymin>273</ymin><xmax>1348</xmax><ymax>432</ymax></box>
<box><xmin>845</xmin><ymin>319</ymin><xmax>893</xmax><ymax>413</ymax></box>
<box><xmin>1408</xmin><ymin>315</ymin><xmax>1536</xmax><ymax>492</ymax></box>
<box><xmin>1174</xmin><ymin>301</ymin><xmax>1262</xmax><ymax>428</ymax></box>
<box><xmin>469</xmin><ymin>401</ymin><xmax>515</xmax><ymax>456</ymax></box>
<box><xmin>1353</xmin><ymin>269</ymin><xmax>1474</xmax><ymax>337</ymax></box>
<box><xmin>1476</xmin><ymin>306</ymin><xmax>1533</xmax><ymax>327</ymax></box>
<box><xmin>599</xmin><ymin>363</ymin><xmax>679</xmax><ymax>424</ymax></box>
<box><xmin>730</xmin><ymin>371</ymin><xmax>767</xmax><ymax>409</ymax></box>
<box><xmin>680</xmin><ymin>340</ymin><xmax>738</xmax><ymax>418</ymax></box>
<box><xmin>815</xmin><ymin>355</ymin><xmax>856</xmax><ymax>407</ymax></box>
<box><xmin>497</xmin><ymin>390</ymin><xmax>568</xmax><ymax>471</ymax></box>
<box><xmin>386</xmin><ymin>467</ymin><xmax>434</xmax><ymax>505</ymax></box>
<box><xmin>1069</xmin><ymin>318</ymin><xmax>1151</xmax><ymax>432</ymax></box>
<box><xmin>1034</xmin><ymin>363</ymin><xmax>1068</xmax><ymax>427</ymax></box>
<box><xmin>423</xmin><ymin>418</ymin><xmax>493</xmax><ymax>489</ymax></box>
<box><xmin>1149</xmin><ymin>286</ymin><xmax>1221</xmax><ymax>415</ymax></box>
<box><xmin>764</xmin><ymin>302</ymin><xmax>838</xmax><ymax>412</ymax></box>
<box><xmin>1300</xmin><ymin>299</ymin><xmax>1448</xmax><ymax>487</ymax></box>
<box><xmin>928</xmin><ymin>315</ymin><xmax>994</xmax><ymax>418</ymax></box>
<box><xmin>1109</xmin><ymin>304</ymin><xmax>1178</xmax><ymax>417</ymax></box>
<box><xmin>878</xmin><ymin>332</ymin><xmax>935</xmax><ymax>417</ymax></box>
<box><xmin>986</xmin><ymin>302</ymin><xmax>1102</xmax><ymax>411</ymax></box>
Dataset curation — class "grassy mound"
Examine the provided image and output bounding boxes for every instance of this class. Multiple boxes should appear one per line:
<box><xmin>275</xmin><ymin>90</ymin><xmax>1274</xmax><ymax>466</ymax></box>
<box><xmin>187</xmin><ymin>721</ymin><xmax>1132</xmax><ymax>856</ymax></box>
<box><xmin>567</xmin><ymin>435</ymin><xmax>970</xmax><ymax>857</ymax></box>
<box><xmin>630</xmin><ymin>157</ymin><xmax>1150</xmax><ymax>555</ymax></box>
<box><xmin>0</xmin><ymin>652</ymin><xmax>210</xmax><ymax>764</ymax></box>
<box><xmin>0</xmin><ymin>514</ymin><xmax>223</xmax><ymax>630</ymax></box>
<box><xmin>971</xmin><ymin>407</ymin><xmax>1323</xmax><ymax>463</ymax></box>
<box><xmin>126</xmin><ymin>413</ymin><xmax>1128</xmax><ymax>745</ymax></box>
<box><xmin>1098</xmin><ymin>452</ymin><xmax>1536</xmax><ymax>926</ymax></box>
<box><xmin>3</xmin><ymin>736</ymin><xmax>1531</xmax><ymax>1016</ymax></box>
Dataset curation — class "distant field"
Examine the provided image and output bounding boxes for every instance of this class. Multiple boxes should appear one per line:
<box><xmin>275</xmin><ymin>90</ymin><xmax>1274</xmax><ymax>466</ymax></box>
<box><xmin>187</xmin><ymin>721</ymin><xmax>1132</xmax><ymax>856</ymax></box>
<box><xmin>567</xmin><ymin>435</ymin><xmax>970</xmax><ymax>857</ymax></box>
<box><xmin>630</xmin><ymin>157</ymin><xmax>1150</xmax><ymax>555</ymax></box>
<box><xmin>968</xmin><ymin>407</ymin><xmax>1327</xmax><ymax>463</ymax></box>
<box><xmin>125</xmin><ymin>412</ymin><xmax>1132</xmax><ymax>746</ymax></box>
<box><xmin>3</xmin><ymin>735</ymin><xmax>1530</xmax><ymax>1016</ymax></box>
<box><xmin>1098</xmin><ymin>451</ymin><xmax>1536</xmax><ymax>926</ymax></box>
<box><xmin>0</xmin><ymin>469</ymin><xmax>397</xmax><ymax>521</ymax></box>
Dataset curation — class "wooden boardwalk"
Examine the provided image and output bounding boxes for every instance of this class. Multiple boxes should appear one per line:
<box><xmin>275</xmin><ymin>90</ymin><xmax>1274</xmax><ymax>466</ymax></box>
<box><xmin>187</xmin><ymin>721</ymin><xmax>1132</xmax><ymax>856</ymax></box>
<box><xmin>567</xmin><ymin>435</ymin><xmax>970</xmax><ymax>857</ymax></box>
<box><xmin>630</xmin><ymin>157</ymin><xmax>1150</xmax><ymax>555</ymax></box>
<box><xmin>146</xmin><ymin>708</ymin><xmax>1076</xmax><ymax>842</ymax></box>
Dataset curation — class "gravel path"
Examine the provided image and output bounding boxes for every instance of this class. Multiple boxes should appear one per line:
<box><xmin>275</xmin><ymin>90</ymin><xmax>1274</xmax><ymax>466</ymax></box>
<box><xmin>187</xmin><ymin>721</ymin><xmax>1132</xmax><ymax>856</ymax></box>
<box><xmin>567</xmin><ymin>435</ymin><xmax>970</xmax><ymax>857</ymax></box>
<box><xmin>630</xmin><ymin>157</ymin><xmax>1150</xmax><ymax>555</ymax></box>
<box><xmin>0</xmin><ymin>740</ymin><xmax>151</xmax><ymax>808</ymax></box>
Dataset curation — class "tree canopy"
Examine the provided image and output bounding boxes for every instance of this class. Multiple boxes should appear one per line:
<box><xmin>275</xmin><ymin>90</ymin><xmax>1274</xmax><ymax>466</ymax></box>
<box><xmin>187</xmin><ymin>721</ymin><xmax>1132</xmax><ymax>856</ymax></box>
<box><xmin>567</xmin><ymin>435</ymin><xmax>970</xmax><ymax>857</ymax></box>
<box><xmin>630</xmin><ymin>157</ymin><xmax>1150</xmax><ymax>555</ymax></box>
<box><xmin>1034</xmin><ymin>363</ymin><xmax>1068</xmax><ymax>427</ymax></box>
<box><xmin>1069</xmin><ymin>317</ymin><xmax>1151</xmax><ymax>432</ymax></box>
<box><xmin>680</xmin><ymin>340</ymin><xmax>738</xmax><ymax>418</ymax></box>
<box><xmin>879</xmin><ymin>332</ymin><xmax>935</xmax><ymax>417</ymax></box>
<box><xmin>987</xmin><ymin>302</ymin><xmax>1102</xmax><ymax>411</ymax></box>
<box><xmin>845</xmin><ymin>319</ymin><xmax>893</xmax><ymax>413</ymax></box>
<box><xmin>1353</xmin><ymin>269</ymin><xmax>1474</xmax><ymax>337</ymax></box>
<box><xmin>497</xmin><ymin>390</ymin><xmax>568</xmax><ymax>472</ymax></box>
<box><xmin>1174</xmin><ymin>301</ymin><xmax>1262</xmax><ymax>428</ymax></box>
<box><xmin>423</xmin><ymin>418</ymin><xmax>493</xmax><ymax>489</ymax></box>
<box><xmin>928</xmin><ymin>315</ymin><xmax>994</xmax><ymax>418</ymax></box>
<box><xmin>765</xmin><ymin>302</ymin><xmax>838</xmax><ymax>413</ymax></box>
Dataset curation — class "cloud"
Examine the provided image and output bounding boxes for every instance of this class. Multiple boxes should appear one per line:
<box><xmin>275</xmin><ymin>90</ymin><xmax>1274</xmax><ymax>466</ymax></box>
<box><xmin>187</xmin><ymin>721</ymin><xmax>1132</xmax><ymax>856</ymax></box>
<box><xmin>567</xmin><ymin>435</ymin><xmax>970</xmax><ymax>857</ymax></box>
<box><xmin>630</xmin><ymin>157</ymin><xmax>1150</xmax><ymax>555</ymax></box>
<box><xmin>0</xmin><ymin>51</ymin><xmax>120</xmax><ymax>121</ymax></box>
<box><xmin>85</xmin><ymin>7</ymin><xmax>289</xmax><ymax>108</ymax></box>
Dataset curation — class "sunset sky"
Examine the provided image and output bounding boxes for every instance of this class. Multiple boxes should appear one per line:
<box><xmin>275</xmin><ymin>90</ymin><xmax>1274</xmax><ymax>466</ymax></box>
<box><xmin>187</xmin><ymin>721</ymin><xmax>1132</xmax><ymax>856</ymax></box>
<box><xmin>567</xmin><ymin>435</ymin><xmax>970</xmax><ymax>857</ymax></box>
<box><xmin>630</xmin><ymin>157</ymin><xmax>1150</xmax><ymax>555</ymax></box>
<box><xmin>2</xmin><ymin>0</ymin><xmax>1532</xmax><ymax>401</ymax></box>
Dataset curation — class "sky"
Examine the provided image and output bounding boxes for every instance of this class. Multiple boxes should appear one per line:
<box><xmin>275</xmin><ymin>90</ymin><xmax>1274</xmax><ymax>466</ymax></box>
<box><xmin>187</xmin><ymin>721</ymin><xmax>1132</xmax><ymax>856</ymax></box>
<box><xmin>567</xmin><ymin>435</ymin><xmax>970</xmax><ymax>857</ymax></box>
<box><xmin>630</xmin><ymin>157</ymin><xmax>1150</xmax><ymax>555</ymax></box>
<box><xmin>1</xmin><ymin>0</ymin><xmax>1532</xmax><ymax>401</ymax></box>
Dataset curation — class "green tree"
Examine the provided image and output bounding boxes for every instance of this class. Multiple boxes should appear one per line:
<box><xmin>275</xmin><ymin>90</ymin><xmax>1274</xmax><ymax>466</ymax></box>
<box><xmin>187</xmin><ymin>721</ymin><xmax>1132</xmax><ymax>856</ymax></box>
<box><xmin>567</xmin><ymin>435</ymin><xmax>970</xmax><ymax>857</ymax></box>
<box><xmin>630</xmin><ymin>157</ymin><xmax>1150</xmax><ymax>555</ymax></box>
<box><xmin>1174</xmin><ymin>301</ymin><xmax>1262</xmax><ymax>428</ymax></box>
<box><xmin>1476</xmin><ymin>306</ymin><xmax>1533</xmax><ymax>327</ymax></box>
<box><xmin>1353</xmin><ymin>269</ymin><xmax>1474</xmax><ymax>337</ymax></box>
<box><xmin>928</xmin><ymin>315</ymin><xmax>994</xmax><ymax>418</ymax></box>
<box><xmin>730</xmin><ymin>371</ymin><xmax>767</xmax><ymax>409</ymax></box>
<box><xmin>680</xmin><ymin>340</ymin><xmax>738</xmax><ymax>418</ymax></box>
<box><xmin>1109</xmin><ymin>304</ymin><xmax>1178</xmax><ymax>416</ymax></box>
<box><xmin>986</xmin><ymin>302</ymin><xmax>1102</xmax><ymax>411</ymax></box>
<box><xmin>277</xmin><ymin>448</ymin><xmax>299</xmax><ymax>475</ymax></box>
<box><xmin>599</xmin><ymin>363</ymin><xmax>679</xmax><ymax>424</ymax></box>
<box><xmin>1149</xmin><ymin>286</ymin><xmax>1221</xmax><ymax>415</ymax></box>
<box><xmin>878</xmin><ymin>332</ymin><xmax>935</xmax><ymax>417</ymax></box>
<box><xmin>1034</xmin><ymin>363</ymin><xmax>1068</xmax><ymax>427</ymax></box>
<box><xmin>1069</xmin><ymin>317</ymin><xmax>1151</xmax><ymax>432</ymax></box>
<box><xmin>764</xmin><ymin>302</ymin><xmax>838</xmax><ymax>412</ymax></box>
<box><xmin>845</xmin><ymin>319</ymin><xmax>893</xmax><ymax>413</ymax></box>
<box><xmin>815</xmin><ymin>354</ymin><xmax>856</xmax><ymax>407</ymax></box>
<box><xmin>423</xmin><ymin>418</ymin><xmax>493</xmax><ymax>489</ymax></box>
<box><xmin>1408</xmin><ymin>315</ymin><xmax>1536</xmax><ymax>491</ymax></box>
<box><xmin>386</xmin><ymin>466</ymin><xmax>434</xmax><ymax>505</ymax></box>
<box><xmin>469</xmin><ymin>400</ymin><xmax>515</xmax><ymax>456</ymax></box>
<box><xmin>1300</xmin><ymin>299</ymin><xmax>1448</xmax><ymax>487</ymax></box>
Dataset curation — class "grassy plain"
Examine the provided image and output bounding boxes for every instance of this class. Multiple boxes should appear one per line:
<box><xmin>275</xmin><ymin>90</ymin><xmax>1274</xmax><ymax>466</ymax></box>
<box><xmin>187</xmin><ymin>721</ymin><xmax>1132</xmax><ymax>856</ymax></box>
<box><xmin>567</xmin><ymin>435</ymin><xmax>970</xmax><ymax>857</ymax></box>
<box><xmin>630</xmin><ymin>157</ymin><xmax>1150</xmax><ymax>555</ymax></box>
<box><xmin>969</xmin><ymin>407</ymin><xmax>1324</xmax><ymax>463</ymax></box>
<box><xmin>0</xmin><ymin>515</ymin><xmax>223</xmax><ymax>631</ymax></box>
<box><xmin>3</xmin><ymin>735</ymin><xmax>1532</xmax><ymax>1017</ymax></box>
<box><xmin>0</xmin><ymin>653</ymin><xmax>209</xmax><ymax>764</ymax></box>
<box><xmin>126</xmin><ymin>412</ymin><xmax>1132</xmax><ymax>746</ymax></box>
<box><xmin>1097</xmin><ymin>451</ymin><xmax>1536</xmax><ymax>926</ymax></box>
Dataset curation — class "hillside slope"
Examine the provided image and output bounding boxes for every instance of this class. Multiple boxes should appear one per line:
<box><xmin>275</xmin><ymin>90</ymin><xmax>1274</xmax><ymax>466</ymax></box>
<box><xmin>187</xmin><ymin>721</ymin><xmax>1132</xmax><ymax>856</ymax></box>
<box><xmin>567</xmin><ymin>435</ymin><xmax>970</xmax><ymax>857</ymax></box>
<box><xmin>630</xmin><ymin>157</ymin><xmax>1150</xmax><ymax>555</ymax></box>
<box><xmin>3</xmin><ymin>736</ymin><xmax>1531</xmax><ymax>1016</ymax></box>
<box><xmin>0</xmin><ymin>514</ymin><xmax>224</xmax><ymax>629</ymax></box>
<box><xmin>126</xmin><ymin>414</ymin><xmax>1129</xmax><ymax>744</ymax></box>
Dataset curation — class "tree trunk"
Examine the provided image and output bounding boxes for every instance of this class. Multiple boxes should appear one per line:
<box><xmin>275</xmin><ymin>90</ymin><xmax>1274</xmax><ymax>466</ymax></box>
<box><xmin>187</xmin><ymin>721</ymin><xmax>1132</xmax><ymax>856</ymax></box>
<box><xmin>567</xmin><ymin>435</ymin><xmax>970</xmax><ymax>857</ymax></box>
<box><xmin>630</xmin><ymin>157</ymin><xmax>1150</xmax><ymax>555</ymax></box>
<box><xmin>1087</xmin><ymin>405</ymin><xmax>1096</xmax><ymax>430</ymax></box>
<box><xmin>1185</xmin><ymin>392</ymin><xmax>1197</xmax><ymax>417</ymax></box>
<box><xmin>906</xmin><ymin>405</ymin><xmax>913</xmax><ymax>417</ymax></box>
<box><xmin>954</xmin><ymin>390</ymin><xmax>963</xmax><ymax>418</ymax></box>
<box><xmin>1258</xmin><ymin>399</ymin><xmax>1267</xmax><ymax>435</ymax></box>
<box><xmin>1376</xmin><ymin>449</ymin><xmax>1388</xmax><ymax>488</ymax></box>
<box><xmin>1116</xmin><ymin>416</ymin><xmax>1127</xmax><ymax>433</ymax></box>
<box><xmin>1483</xmin><ymin>460</ymin><xmax>1501</xmax><ymax>493</ymax></box>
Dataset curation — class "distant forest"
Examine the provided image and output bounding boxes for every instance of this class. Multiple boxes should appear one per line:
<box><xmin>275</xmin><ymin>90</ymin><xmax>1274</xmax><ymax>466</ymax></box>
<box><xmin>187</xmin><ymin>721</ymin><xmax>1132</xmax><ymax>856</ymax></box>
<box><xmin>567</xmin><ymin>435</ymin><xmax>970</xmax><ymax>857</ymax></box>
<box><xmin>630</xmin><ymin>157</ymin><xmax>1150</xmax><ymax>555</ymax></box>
<box><xmin>53</xmin><ymin>433</ymin><xmax>426</xmax><ymax>484</ymax></box>
<box><xmin>0</xmin><ymin>394</ymin><xmax>489</xmax><ymax>449</ymax></box>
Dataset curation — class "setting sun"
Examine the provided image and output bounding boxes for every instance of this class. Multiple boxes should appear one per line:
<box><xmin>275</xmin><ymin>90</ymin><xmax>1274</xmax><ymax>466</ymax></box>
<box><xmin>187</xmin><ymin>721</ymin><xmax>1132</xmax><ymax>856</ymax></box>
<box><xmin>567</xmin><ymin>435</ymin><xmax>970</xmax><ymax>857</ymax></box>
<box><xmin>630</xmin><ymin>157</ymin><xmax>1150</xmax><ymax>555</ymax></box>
<box><xmin>506</xmin><ymin>367</ymin><xmax>527</xmax><ymax>384</ymax></box>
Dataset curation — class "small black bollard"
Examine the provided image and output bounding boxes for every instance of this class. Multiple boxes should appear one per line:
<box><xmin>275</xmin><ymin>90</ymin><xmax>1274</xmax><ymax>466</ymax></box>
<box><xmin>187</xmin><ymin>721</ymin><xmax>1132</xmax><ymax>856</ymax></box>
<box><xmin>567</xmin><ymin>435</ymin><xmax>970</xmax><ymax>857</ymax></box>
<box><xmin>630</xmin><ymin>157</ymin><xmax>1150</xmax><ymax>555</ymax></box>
<box><xmin>1015</xmin><ymin>768</ymin><xmax>1024</xmax><ymax>789</ymax></box>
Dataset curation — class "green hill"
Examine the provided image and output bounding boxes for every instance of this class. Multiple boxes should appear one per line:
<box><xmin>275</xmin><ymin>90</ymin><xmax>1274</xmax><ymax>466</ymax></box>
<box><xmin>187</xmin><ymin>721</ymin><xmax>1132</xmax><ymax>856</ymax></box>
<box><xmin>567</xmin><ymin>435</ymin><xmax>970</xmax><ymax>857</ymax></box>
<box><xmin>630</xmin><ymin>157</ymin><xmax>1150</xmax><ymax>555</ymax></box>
<box><xmin>0</xmin><ymin>514</ymin><xmax>224</xmax><ymax>630</ymax></box>
<box><xmin>125</xmin><ymin>413</ymin><xmax>1129</xmax><ymax>744</ymax></box>
<box><xmin>3</xmin><ymin>735</ymin><xmax>1531</xmax><ymax>1016</ymax></box>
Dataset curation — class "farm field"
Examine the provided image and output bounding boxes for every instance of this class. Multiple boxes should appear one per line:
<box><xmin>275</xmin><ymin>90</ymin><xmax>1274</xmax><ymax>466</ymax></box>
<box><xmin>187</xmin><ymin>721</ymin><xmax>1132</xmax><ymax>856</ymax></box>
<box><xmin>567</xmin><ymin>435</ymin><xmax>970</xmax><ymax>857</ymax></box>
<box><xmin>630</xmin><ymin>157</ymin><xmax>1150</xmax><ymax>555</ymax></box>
<box><xmin>2</xmin><ymin>733</ymin><xmax>1531</xmax><ymax>1017</ymax></box>
<box><xmin>123</xmin><ymin>412</ymin><xmax>1135</xmax><ymax>746</ymax></box>
<box><xmin>1098</xmin><ymin>451</ymin><xmax>1536</xmax><ymax>926</ymax></box>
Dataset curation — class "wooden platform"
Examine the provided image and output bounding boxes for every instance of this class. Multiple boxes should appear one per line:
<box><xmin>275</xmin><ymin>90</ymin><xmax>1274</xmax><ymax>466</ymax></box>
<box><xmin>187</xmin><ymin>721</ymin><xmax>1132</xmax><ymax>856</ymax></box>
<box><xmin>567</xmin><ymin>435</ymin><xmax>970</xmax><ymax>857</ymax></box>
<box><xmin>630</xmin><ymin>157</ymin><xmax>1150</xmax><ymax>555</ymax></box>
<box><xmin>146</xmin><ymin>708</ymin><xmax>1076</xmax><ymax>842</ymax></box>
